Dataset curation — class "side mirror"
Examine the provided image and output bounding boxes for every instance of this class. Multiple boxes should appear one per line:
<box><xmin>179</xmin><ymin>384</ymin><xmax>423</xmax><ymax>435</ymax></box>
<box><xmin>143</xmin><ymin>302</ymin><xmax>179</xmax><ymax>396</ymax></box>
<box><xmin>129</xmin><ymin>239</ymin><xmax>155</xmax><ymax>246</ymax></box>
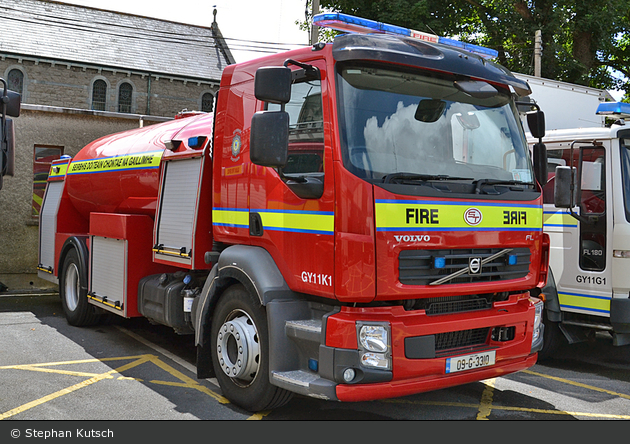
<box><xmin>533</xmin><ymin>142</ymin><xmax>547</xmax><ymax>187</ymax></box>
<box><xmin>250</xmin><ymin>111</ymin><xmax>289</xmax><ymax>168</ymax></box>
<box><xmin>0</xmin><ymin>81</ymin><xmax>20</xmax><ymax>190</ymax></box>
<box><xmin>527</xmin><ymin>110</ymin><xmax>545</xmax><ymax>139</ymax></box>
<box><xmin>2</xmin><ymin>90</ymin><xmax>21</xmax><ymax>118</ymax></box>
<box><xmin>554</xmin><ymin>165</ymin><xmax>577</xmax><ymax>208</ymax></box>
<box><xmin>254</xmin><ymin>66</ymin><xmax>292</xmax><ymax>104</ymax></box>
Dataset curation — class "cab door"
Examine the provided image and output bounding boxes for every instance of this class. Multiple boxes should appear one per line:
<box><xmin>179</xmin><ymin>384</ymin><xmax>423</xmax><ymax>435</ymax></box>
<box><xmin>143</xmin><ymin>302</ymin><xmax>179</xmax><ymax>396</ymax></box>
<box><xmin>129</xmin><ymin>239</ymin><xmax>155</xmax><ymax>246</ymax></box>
<box><xmin>249</xmin><ymin>59</ymin><xmax>335</xmax><ymax>298</ymax></box>
<box><xmin>546</xmin><ymin>144</ymin><xmax>612</xmax><ymax>318</ymax></box>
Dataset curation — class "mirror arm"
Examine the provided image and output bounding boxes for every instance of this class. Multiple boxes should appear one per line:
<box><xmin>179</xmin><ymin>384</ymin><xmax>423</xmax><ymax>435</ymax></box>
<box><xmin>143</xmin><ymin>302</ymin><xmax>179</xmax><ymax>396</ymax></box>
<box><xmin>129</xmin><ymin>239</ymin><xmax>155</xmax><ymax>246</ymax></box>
<box><xmin>0</xmin><ymin>78</ymin><xmax>6</xmax><ymax>189</ymax></box>
<box><xmin>283</xmin><ymin>59</ymin><xmax>320</xmax><ymax>82</ymax></box>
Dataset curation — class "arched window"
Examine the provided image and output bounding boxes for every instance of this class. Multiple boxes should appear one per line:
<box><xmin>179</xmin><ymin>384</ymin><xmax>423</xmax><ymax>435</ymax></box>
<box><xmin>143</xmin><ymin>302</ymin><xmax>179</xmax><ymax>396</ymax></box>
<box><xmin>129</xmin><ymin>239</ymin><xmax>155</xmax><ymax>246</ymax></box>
<box><xmin>7</xmin><ymin>69</ymin><xmax>24</xmax><ymax>95</ymax></box>
<box><xmin>118</xmin><ymin>82</ymin><xmax>133</xmax><ymax>113</ymax></box>
<box><xmin>201</xmin><ymin>92</ymin><xmax>214</xmax><ymax>112</ymax></box>
<box><xmin>91</xmin><ymin>79</ymin><xmax>107</xmax><ymax>111</ymax></box>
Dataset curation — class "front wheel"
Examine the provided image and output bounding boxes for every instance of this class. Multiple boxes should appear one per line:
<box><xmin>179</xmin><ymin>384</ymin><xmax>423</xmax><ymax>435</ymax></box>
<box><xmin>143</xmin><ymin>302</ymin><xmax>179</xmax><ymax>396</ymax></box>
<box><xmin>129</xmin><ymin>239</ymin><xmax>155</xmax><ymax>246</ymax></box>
<box><xmin>59</xmin><ymin>249</ymin><xmax>101</xmax><ymax>326</ymax></box>
<box><xmin>537</xmin><ymin>310</ymin><xmax>566</xmax><ymax>361</ymax></box>
<box><xmin>210</xmin><ymin>284</ymin><xmax>292</xmax><ymax>411</ymax></box>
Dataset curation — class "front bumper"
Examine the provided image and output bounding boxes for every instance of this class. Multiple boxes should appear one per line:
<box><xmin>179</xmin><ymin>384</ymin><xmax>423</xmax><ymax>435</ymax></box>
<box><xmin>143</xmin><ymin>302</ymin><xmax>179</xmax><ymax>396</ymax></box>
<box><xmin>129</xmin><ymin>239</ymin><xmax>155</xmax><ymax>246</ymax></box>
<box><xmin>323</xmin><ymin>293</ymin><xmax>539</xmax><ymax>402</ymax></box>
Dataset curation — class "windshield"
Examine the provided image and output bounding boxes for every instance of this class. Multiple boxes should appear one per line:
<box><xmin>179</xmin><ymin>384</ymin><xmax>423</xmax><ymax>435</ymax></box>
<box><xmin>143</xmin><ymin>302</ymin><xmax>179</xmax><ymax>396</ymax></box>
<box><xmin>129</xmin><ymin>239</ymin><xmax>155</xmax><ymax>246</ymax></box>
<box><xmin>336</xmin><ymin>63</ymin><xmax>534</xmax><ymax>189</ymax></box>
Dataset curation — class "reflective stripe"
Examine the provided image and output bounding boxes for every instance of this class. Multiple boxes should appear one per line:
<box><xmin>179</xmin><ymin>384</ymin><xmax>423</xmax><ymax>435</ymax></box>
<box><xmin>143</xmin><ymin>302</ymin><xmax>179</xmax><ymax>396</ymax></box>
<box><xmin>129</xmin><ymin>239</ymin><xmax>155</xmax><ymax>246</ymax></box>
<box><xmin>212</xmin><ymin>208</ymin><xmax>249</xmax><ymax>229</ymax></box>
<box><xmin>375</xmin><ymin>200</ymin><xmax>542</xmax><ymax>232</ymax></box>
<box><xmin>48</xmin><ymin>162</ymin><xmax>68</xmax><ymax>179</ymax></box>
<box><xmin>212</xmin><ymin>208</ymin><xmax>334</xmax><ymax>235</ymax></box>
<box><xmin>67</xmin><ymin>151</ymin><xmax>163</xmax><ymax>175</ymax></box>
<box><xmin>558</xmin><ymin>291</ymin><xmax>610</xmax><ymax>315</ymax></box>
<box><xmin>257</xmin><ymin>209</ymin><xmax>334</xmax><ymax>235</ymax></box>
<box><xmin>543</xmin><ymin>211</ymin><xmax>578</xmax><ymax>228</ymax></box>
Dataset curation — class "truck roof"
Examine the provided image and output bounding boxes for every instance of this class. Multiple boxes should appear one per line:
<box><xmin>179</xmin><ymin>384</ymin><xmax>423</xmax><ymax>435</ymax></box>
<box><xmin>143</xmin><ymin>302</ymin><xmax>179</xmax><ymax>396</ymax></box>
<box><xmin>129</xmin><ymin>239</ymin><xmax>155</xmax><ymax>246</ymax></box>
<box><xmin>332</xmin><ymin>33</ymin><xmax>531</xmax><ymax>96</ymax></box>
<box><xmin>527</xmin><ymin>125</ymin><xmax>624</xmax><ymax>148</ymax></box>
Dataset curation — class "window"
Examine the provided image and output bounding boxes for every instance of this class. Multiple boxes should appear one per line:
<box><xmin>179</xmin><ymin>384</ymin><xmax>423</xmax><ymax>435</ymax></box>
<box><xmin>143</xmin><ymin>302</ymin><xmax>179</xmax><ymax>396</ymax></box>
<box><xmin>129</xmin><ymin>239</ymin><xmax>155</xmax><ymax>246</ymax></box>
<box><xmin>7</xmin><ymin>69</ymin><xmax>23</xmax><ymax>95</ymax></box>
<box><xmin>266</xmin><ymin>74</ymin><xmax>325</xmax><ymax>199</ymax></box>
<box><xmin>118</xmin><ymin>82</ymin><xmax>133</xmax><ymax>113</ymax></box>
<box><xmin>202</xmin><ymin>92</ymin><xmax>214</xmax><ymax>112</ymax></box>
<box><xmin>33</xmin><ymin>146</ymin><xmax>63</xmax><ymax>218</ymax></box>
<box><xmin>268</xmin><ymin>79</ymin><xmax>324</xmax><ymax>175</ymax></box>
<box><xmin>92</xmin><ymin>79</ymin><xmax>107</xmax><ymax>111</ymax></box>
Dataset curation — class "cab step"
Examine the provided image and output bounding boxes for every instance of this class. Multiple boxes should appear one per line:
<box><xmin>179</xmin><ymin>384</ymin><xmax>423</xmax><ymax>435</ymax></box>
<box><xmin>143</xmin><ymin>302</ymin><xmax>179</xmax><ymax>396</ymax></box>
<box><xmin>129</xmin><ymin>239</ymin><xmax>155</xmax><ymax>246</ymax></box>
<box><xmin>271</xmin><ymin>369</ymin><xmax>336</xmax><ymax>400</ymax></box>
<box><xmin>285</xmin><ymin>319</ymin><xmax>322</xmax><ymax>343</ymax></box>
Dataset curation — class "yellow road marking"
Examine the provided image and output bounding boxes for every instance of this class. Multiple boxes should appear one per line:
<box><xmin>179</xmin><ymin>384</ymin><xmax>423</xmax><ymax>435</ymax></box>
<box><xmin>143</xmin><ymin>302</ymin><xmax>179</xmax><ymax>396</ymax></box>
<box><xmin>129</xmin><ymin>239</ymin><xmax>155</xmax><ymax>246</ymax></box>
<box><xmin>0</xmin><ymin>354</ymin><xmax>228</xmax><ymax>420</ymax></box>
<box><xmin>384</xmin><ymin>398</ymin><xmax>630</xmax><ymax>419</ymax></box>
<box><xmin>247</xmin><ymin>411</ymin><xmax>272</xmax><ymax>420</ymax></box>
<box><xmin>523</xmin><ymin>369</ymin><xmax>630</xmax><ymax>401</ymax></box>
<box><xmin>0</xmin><ymin>355</ymin><xmax>152</xmax><ymax>420</ymax></box>
<box><xmin>385</xmin><ymin>368</ymin><xmax>630</xmax><ymax>420</ymax></box>
<box><xmin>147</xmin><ymin>354</ymin><xmax>229</xmax><ymax>404</ymax></box>
<box><xmin>476</xmin><ymin>378</ymin><xmax>496</xmax><ymax>420</ymax></box>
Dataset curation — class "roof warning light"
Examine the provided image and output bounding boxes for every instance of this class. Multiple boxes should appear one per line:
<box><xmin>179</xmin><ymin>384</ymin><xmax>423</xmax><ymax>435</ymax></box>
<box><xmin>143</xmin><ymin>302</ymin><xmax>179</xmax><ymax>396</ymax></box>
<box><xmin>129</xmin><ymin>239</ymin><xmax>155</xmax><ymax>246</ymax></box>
<box><xmin>313</xmin><ymin>12</ymin><xmax>499</xmax><ymax>60</ymax></box>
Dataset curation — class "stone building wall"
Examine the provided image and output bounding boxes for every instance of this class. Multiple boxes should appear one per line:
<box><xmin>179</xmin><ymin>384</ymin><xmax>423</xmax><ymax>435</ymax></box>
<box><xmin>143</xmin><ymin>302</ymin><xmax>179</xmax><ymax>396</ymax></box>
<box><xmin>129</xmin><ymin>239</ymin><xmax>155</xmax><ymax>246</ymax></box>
<box><xmin>0</xmin><ymin>105</ymin><xmax>171</xmax><ymax>292</ymax></box>
<box><xmin>1</xmin><ymin>55</ymin><xmax>218</xmax><ymax>117</ymax></box>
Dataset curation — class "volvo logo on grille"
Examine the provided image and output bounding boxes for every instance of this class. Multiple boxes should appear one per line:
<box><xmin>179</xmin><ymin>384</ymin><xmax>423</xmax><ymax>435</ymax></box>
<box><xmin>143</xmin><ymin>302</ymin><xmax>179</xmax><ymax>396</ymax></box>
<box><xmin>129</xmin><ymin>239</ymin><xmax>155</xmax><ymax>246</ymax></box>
<box><xmin>469</xmin><ymin>257</ymin><xmax>482</xmax><ymax>274</ymax></box>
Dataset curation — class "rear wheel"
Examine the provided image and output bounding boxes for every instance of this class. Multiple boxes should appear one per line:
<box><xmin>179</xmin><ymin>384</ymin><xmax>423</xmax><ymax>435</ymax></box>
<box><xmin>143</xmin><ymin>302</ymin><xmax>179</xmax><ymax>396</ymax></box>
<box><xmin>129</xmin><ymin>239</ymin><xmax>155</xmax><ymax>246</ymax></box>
<box><xmin>210</xmin><ymin>284</ymin><xmax>293</xmax><ymax>411</ymax></box>
<box><xmin>59</xmin><ymin>249</ymin><xmax>101</xmax><ymax>326</ymax></box>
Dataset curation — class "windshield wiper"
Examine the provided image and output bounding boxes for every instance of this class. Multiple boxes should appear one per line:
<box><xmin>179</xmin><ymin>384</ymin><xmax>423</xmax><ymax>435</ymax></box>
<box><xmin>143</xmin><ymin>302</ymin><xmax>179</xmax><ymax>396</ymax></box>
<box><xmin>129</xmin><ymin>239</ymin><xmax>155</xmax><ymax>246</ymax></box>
<box><xmin>473</xmin><ymin>179</ymin><xmax>532</xmax><ymax>194</ymax></box>
<box><xmin>383</xmin><ymin>173</ymin><xmax>473</xmax><ymax>184</ymax></box>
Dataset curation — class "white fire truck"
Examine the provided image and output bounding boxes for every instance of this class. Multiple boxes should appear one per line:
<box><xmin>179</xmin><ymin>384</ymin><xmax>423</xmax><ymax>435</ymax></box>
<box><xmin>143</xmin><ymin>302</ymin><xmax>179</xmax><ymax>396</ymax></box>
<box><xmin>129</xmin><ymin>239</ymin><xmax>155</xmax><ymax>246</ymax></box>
<box><xmin>524</xmin><ymin>78</ymin><xmax>630</xmax><ymax>357</ymax></box>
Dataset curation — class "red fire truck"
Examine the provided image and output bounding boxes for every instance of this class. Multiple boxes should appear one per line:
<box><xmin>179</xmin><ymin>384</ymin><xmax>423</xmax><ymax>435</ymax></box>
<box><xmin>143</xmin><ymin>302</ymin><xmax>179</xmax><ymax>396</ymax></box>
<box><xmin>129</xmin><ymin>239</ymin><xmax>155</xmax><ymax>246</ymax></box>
<box><xmin>37</xmin><ymin>14</ymin><xmax>549</xmax><ymax>411</ymax></box>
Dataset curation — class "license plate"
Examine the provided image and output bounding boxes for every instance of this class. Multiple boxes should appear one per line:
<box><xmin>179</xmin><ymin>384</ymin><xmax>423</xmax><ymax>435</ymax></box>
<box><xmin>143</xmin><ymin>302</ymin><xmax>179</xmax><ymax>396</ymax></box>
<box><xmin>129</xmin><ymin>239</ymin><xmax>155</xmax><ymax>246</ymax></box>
<box><xmin>445</xmin><ymin>351</ymin><xmax>496</xmax><ymax>374</ymax></box>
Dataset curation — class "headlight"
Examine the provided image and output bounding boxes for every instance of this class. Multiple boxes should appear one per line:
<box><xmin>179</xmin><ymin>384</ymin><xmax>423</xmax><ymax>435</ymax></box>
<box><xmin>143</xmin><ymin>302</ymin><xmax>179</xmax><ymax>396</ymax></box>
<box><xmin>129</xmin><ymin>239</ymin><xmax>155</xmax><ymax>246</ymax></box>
<box><xmin>359</xmin><ymin>324</ymin><xmax>389</xmax><ymax>353</ymax></box>
<box><xmin>360</xmin><ymin>352</ymin><xmax>390</xmax><ymax>369</ymax></box>
<box><xmin>357</xmin><ymin>323</ymin><xmax>391</xmax><ymax>370</ymax></box>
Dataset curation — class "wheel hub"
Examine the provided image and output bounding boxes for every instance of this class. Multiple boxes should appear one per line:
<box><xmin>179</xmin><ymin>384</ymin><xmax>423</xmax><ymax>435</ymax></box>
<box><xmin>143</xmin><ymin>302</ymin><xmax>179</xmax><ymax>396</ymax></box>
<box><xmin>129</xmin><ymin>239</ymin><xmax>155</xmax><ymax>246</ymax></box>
<box><xmin>64</xmin><ymin>263</ymin><xmax>80</xmax><ymax>311</ymax></box>
<box><xmin>216</xmin><ymin>313</ymin><xmax>259</xmax><ymax>382</ymax></box>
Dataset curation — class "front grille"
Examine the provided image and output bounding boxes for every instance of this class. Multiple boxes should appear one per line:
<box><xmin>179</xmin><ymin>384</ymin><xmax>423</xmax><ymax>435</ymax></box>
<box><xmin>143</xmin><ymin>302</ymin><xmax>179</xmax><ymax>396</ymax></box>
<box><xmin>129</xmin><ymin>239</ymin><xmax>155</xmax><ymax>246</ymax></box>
<box><xmin>423</xmin><ymin>295</ymin><xmax>492</xmax><ymax>315</ymax></box>
<box><xmin>399</xmin><ymin>248</ymin><xmax>530</xmax><ymax>286</ymax></box>
<box><xmin>435</xmin><ymin>327</ymin><xmax>490</xmax><ymax>352</ymax></box>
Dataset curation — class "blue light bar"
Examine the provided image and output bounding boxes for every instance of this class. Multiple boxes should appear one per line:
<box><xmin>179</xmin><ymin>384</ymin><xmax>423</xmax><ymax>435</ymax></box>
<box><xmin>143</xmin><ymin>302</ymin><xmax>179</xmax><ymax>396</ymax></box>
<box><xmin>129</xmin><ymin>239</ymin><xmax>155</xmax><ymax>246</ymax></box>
<box><xmin>596</xmin><ymin>102</ymin><xmax>630</xmax><ymax>119</ymax></box>
<box><xmin>313</xmin><ymin>12</ymin><xmax>498</xmax><ymax>59</ymax></box>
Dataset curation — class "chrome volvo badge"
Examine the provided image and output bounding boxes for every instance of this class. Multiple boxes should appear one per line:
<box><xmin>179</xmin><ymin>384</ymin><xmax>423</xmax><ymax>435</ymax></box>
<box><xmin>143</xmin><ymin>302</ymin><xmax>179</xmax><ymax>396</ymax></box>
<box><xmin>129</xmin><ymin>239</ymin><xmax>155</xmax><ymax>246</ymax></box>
<box><xmin>469</xmin><ymin>257</ymin><xmax>482</xmax><ymax>274</ymax></box>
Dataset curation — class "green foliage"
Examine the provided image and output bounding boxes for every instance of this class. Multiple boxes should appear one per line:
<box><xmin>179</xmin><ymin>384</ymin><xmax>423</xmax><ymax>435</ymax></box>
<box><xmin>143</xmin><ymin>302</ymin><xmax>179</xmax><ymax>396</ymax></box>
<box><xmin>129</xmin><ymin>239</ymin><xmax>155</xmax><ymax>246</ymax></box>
<box><xmin>318</xmin><ymin>0</ymin><xmax>630</xmax><ymax>100</ymax></box>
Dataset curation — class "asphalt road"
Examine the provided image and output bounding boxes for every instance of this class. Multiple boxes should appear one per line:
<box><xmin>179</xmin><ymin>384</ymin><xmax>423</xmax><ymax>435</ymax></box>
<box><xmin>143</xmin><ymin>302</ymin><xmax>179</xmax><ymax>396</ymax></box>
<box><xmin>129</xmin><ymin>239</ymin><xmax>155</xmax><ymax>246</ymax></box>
<box><xmin>1</xmin><ymin>293</ymin><xmax>629</xmax><ymax>429</ymax></box>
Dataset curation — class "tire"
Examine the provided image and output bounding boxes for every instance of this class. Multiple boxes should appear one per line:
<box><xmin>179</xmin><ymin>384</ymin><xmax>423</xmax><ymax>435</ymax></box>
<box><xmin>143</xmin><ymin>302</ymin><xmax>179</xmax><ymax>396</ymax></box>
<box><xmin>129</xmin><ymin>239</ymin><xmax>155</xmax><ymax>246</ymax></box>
<box><xmin>537</xmin><ymin>310</ymin><xmax>566</xmax><ymax>361</ymax></box>
<box><xmin>59</xmin><ymin>248</ymin><xmax>101</xmax><ymax>327</ymax></box>
<box><xmin>210</xmin><ymin>284</ymin><xmax>293</xmax><ymax>411</ymax></box>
